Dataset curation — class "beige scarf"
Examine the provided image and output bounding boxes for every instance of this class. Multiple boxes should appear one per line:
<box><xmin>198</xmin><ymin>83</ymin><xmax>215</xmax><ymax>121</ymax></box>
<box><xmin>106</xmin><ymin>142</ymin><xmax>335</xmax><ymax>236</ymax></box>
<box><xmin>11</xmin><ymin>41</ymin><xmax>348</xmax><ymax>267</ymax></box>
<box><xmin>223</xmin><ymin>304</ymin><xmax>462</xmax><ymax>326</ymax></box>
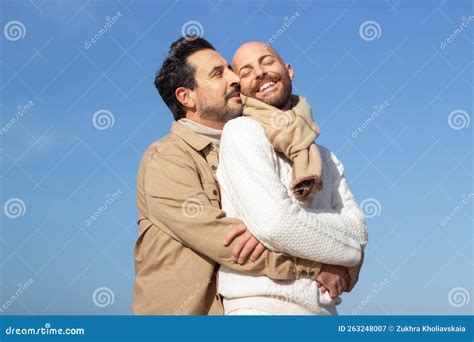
<box><xmin>241</xmin><ymin>94</ymin><xmax>323</xmax><ymax>203</ymax></box>
<box><xmin>179</xmin><ymin>118</ymin><xmax>222</xmax><ymax>150</ymax></box>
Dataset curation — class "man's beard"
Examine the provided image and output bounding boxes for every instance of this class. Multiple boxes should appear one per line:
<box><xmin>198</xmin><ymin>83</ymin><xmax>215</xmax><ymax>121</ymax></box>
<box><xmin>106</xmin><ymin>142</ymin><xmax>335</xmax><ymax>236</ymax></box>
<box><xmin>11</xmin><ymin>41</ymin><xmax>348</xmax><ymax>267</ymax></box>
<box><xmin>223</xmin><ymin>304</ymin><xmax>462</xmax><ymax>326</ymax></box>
<box><xmin>198</xmin><ymin>86</ymin><xmax>243</xmax><ymax>123</ymax></box>
<box><xmin>250</xmin><ymin>73</ymin><xmax>293</xmax><ymax>109</ymax></box>
<box><xmin>198</xmin><ymin>101</ymin><xmax>242</xmax><ymax>123</ymax></box>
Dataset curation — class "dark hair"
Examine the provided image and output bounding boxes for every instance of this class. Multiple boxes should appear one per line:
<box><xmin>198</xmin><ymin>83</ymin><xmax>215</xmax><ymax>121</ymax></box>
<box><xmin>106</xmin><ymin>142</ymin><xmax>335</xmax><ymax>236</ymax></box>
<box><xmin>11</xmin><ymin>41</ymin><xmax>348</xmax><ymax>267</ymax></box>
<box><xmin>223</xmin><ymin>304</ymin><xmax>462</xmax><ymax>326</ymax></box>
<box><xmin>154</xmin><ymin>35</ymin><xmax>215</xmax><ymax>121</ymax></box>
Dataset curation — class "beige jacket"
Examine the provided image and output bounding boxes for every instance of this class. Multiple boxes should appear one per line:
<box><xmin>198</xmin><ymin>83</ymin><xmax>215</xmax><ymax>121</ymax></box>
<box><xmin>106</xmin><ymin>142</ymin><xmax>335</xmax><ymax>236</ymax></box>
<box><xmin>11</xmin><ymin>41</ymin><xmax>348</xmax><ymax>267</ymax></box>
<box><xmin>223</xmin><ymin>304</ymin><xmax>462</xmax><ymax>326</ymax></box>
<box><xmin>133</xmin><ymin>121</ymin><xmax>322</xmax><ymax>315</ymax></box>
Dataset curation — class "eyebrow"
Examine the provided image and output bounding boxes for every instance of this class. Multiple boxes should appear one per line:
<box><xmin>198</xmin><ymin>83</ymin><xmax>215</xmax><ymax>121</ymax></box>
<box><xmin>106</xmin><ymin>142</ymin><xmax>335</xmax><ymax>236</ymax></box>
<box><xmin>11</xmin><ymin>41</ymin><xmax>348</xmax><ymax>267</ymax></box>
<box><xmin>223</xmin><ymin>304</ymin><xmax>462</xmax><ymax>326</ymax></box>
<box><xmin>238</xmin><ymin>54</ymin><xmax>274</xmax><ymax>74</ymax></box>
<box><xmin>208</xmin><ymin>65</ymin><xmax>223</xmax><ymax>77</ymax></box>
<box><xmin>208</xmin><ymin>64</ymin><xmax>233</xmax><ymax>77</ymax></box>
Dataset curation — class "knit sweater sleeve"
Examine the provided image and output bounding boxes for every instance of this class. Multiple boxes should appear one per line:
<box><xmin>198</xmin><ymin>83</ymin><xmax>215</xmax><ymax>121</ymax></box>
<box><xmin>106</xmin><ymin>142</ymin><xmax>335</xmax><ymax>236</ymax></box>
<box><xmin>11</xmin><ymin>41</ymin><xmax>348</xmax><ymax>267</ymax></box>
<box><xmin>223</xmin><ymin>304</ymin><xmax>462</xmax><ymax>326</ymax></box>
<box><xmin>309</xmin><ymin>147</ymin><xmax>369</xmax><ymax>248</ymax></box>
<box><xmin>217</xmin><ymin>117</ymin><xmax>362</xmax><ymax>267</ymax></box>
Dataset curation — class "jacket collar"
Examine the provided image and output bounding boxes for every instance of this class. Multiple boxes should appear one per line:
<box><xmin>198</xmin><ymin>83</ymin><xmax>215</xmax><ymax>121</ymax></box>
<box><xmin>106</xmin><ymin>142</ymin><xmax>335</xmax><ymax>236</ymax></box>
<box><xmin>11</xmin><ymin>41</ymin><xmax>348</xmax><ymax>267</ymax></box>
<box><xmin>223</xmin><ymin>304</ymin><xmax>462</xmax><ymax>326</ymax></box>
<box><xmin>171</xmin><ymin>121</ymin><xmax>212</xmax><ymax>152</ymax></box>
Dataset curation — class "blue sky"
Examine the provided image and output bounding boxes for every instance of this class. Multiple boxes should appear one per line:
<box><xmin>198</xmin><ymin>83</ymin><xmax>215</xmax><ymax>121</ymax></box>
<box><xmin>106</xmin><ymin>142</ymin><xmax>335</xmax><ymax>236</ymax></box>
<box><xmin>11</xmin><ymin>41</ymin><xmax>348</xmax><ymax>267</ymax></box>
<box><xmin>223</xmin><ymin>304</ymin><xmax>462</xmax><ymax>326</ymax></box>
<box><xmin>0</xmin><ymin>0</ymin><xmax>472</xmax><ymax>315</ymax></box>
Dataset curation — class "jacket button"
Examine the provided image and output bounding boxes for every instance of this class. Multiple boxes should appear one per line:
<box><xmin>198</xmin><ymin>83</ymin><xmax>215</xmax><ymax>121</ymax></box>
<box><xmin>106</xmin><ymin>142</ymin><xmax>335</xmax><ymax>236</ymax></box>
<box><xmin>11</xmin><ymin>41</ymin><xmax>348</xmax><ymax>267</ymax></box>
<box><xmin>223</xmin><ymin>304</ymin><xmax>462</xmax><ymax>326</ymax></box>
<box><xmin>300</xmin><ymin>270</ymin><xmax>308</xmax><ymax>277</ymax></box>
<box><xmin>213</xmin><ymin>190</ymin><xmax>218</xmax><ymax>196</ymax></box>
<box><xmin>211</xmin><ymin>165</ymin><xmax>217</xmax><ymax>170</ymax></box>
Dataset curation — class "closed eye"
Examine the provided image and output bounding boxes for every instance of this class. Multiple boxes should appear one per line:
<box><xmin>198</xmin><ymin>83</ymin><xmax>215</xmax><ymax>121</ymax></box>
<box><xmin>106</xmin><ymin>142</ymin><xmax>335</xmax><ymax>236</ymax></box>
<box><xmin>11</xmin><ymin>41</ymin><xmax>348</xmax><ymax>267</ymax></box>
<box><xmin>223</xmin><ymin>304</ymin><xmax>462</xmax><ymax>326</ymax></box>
<box><xmin>209</xmin><ymin>65</ymin><xmax>225</xmax><ymax>78</ymax></box>
<box><xmin>240</xmin><ymin>69</ymin><xmax>251</xmax><ymax>78</ymax></box>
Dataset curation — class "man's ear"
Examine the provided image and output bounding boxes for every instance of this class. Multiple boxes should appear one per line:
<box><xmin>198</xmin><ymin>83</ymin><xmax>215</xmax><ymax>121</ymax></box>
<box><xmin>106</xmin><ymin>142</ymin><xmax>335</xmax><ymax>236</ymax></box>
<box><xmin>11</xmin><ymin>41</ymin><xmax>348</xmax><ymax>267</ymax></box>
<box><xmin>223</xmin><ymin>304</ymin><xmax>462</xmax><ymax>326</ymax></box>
<box><xmin>175</xmin><ymin>87</ymin><xmax>196</xmax><ymax>109</ymax></box>
<box><xmin>286</xmin><ymin>64</ymin><xmax>294</xmax><ymax>80</ymax></box>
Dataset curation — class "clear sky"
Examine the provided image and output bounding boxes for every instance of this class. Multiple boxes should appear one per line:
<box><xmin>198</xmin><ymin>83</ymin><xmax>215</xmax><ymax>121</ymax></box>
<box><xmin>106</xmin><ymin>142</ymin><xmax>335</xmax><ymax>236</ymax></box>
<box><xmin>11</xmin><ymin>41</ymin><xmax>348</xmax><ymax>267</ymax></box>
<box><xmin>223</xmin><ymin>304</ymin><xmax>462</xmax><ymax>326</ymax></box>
<box><xmin>0</xmin><ymin>0</ymin><xmax>472</xmax><ymax>315</ymax></box>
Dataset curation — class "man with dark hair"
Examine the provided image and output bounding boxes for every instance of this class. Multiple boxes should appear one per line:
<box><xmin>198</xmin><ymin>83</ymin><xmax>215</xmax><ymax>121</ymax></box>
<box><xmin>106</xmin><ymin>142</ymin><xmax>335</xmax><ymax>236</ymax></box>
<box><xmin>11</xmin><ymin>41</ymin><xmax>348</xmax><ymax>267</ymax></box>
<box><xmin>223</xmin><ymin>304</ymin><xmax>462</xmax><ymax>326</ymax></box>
<box><xmin>154</xmin><ymin>37</ymin><xmax>242</xmax><ymax>123</ymax></box>
<box><xmin>132</xmin><ymin>36</ymin><xmax>326</xmax><ymax>315</ymax></box>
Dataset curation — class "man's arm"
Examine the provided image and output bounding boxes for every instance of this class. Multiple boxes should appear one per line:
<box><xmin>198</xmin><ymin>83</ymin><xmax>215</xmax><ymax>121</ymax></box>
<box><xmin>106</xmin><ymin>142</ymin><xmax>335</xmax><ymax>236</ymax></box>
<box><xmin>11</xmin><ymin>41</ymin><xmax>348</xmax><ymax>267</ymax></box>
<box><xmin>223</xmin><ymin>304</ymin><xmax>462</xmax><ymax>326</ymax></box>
<box><xmin>311</xmin><ymin>148</ymin><xmax>369</xmax><ymax>245</ymax></box>
<box><xmin>217</xmin><ymin>117</ymin><xmax>363</xmax><ymax>267</ymax></box>
<box><xmin>142</xmin><ymin>149</ymin><xmax>320</xmax><ymax>281</ymax></box>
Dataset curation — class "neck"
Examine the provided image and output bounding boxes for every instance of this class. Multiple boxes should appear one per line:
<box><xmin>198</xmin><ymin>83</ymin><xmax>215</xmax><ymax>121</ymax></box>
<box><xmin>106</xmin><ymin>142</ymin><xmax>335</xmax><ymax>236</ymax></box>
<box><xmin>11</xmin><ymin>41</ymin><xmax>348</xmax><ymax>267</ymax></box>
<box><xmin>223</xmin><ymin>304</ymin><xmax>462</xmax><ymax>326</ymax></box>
<box><xmin>280</xmin><ymin>98</ymin><xmax>294</xmax><ymax>111</ymax></box>
<box><xmin>185</xmin><ymin>112</ymin><xmax>225</xmax><ymax>130</ymax></box>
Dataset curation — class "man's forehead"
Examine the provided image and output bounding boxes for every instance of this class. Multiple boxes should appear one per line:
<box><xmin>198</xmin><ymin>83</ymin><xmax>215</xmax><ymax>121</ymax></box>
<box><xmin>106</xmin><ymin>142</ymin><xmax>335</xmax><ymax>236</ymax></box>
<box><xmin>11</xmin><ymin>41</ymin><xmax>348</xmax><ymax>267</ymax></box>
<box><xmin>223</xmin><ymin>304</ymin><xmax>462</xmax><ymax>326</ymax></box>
<box><xmin>188</xmin><ymin>49</ymin><xmax>227</xmax><ymax>72</ymax></box>
<box><xmin>233</xmin><ymin>42</ymin><xmax>281</xmax><ymax>69</ymax></box>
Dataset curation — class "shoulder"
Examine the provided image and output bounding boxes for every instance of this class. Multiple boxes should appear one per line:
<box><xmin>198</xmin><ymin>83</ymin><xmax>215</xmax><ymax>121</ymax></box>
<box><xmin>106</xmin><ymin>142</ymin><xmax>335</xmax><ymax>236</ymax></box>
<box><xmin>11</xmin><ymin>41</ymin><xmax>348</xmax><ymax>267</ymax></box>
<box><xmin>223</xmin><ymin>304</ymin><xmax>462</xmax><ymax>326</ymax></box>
<box><xmin>139</xmin><ymin>133</ymin><xmax>194</xmax><ymax>174</ymax></box>
<box><xmin>222</xmin><ymin>116</ymin><xmax>265</xmax><ymax>137</ymax></box>
<box><xmin>219</xmin><ymin>117</ymin><xmax>277</xmax><ymax>171</ymax></box>
<box><xmin>221</xmin><ymin>117</ymin><xmax>272</xmax><ymax>150</ymax></box>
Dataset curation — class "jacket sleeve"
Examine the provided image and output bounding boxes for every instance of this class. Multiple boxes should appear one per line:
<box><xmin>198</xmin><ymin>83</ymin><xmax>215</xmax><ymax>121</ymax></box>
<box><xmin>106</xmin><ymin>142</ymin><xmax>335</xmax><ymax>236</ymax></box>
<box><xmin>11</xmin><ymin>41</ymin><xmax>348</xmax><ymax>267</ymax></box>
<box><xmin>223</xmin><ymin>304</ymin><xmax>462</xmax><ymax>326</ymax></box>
<box><xmin>142</xmin><ymin>148</ymin><xmax>321</xmax><ymax>281</ymax></box>
<box><xmin>217</xmin><ymin>117</ymin><xmax>363</xmax><ymax>267</ymax></box>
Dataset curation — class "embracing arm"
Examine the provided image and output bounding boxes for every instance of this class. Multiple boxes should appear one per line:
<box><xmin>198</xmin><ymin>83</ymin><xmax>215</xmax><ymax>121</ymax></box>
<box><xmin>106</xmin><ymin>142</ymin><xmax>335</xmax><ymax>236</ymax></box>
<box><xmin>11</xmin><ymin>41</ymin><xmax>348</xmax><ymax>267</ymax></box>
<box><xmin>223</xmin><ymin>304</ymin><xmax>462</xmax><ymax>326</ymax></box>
<box><xmin>142</xmin><ymin>148</ymin><xmax>321</xmax><ymax>280</ymax></box>
<box><xmin>217</xmin><ymin>118</ymin><xmax>362</xmax><ymax>267</ymax></box>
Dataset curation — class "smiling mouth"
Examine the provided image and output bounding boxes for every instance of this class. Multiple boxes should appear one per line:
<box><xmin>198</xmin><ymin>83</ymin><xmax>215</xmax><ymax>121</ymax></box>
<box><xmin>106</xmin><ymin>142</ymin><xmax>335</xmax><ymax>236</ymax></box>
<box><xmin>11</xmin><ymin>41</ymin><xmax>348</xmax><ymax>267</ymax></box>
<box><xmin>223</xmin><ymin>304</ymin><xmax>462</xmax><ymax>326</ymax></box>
<box><xmin>228</xmin><ymin>92</ymin><xmax>240</xmax><ymax>99</ymax></box>
<box><xmin>257</xmin><ymin>81</ymin><xmax>278</xmax><ymax>95</ymax></box>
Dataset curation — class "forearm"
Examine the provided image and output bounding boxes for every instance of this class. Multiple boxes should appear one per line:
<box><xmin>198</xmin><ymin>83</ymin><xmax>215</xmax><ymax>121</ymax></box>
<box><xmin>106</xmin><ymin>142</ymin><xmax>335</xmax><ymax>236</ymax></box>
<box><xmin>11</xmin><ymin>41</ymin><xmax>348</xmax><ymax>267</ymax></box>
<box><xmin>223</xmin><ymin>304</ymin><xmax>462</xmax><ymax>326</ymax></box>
<box><xmin>219</xmin><ymin>175</ymin><xmax>361</xmax><ymax>267</ymax></box>
<box><xmin>144</xmin><ymin>152</ymin><xmax>321</xmax><ymax>281</ymax></box>
<box><xmin>307</xmin><ymin>206</ymin><xmax>367</xmax><ymax>246</ymax></box>
<box><xmin>147</xmin><ymin>200</ymin><xmax>320</xmax><ymax>280</ymax></box>
<box><xmin>218</xmin><ymin>123</ymin><xmax>362</xmax><ymax>266</ymax></box>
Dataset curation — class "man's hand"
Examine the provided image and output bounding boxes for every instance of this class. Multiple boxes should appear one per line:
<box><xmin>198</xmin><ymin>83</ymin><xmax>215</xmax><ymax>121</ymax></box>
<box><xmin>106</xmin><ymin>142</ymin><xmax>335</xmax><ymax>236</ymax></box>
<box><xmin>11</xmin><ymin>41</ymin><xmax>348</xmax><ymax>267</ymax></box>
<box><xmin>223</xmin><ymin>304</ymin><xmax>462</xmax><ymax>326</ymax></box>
<box><xmin>223</xmin><ymin>224</ymin><xmax>266</xmax><ymax>264</ymax></box>
<box><xmin>346</xmin><ymin>251</ymin><xmax>364</xmax><ymax>292</ymax></box>
<box><xmin>315</xmin><ymin>264</ymin><xmax>350</xmax><ymax>298</ymax></box>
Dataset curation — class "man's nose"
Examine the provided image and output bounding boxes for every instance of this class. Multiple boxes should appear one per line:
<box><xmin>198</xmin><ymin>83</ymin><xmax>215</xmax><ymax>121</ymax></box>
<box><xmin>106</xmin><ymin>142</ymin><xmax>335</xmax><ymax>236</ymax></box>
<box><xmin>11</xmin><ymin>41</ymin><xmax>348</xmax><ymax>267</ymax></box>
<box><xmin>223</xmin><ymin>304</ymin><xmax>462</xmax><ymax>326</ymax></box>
<box><xmin>254</xmin><ymin>65</ymin><xmax>265</xmax><ymax>79</ymax></box>
<box><xmin>227</xmin><ymin>70</ymin><xmax>240</xmax><ymax>86</ymax></box>
<box><xmin>229</xmin><ymin>80</ymin><xmax>240</xmax><ymax>91</ymax></box>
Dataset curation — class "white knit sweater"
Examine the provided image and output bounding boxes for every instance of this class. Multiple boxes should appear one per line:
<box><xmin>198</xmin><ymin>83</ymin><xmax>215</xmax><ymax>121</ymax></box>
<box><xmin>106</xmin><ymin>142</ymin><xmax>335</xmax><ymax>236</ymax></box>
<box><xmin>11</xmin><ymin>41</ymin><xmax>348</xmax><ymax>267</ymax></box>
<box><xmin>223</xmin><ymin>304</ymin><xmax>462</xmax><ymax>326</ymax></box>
<box><xmin>216</xmin><ymin>117</ymin><xmax>368</xmax><ymax>310</ymax></box>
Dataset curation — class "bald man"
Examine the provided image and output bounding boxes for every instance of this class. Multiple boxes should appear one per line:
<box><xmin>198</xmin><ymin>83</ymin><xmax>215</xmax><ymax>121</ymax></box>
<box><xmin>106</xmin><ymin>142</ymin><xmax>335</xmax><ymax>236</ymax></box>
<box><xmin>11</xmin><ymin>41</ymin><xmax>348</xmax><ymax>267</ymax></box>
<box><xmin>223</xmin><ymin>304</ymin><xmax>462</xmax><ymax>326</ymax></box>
<box><xmin>233</xmin><ymin>42</ymin><xmax>295</xmax><ymax>110</ymax></box>
<box><xmin>215</xmin><ymin>42</ymin><xmax>368</xmax><ymax>315</ymax></box>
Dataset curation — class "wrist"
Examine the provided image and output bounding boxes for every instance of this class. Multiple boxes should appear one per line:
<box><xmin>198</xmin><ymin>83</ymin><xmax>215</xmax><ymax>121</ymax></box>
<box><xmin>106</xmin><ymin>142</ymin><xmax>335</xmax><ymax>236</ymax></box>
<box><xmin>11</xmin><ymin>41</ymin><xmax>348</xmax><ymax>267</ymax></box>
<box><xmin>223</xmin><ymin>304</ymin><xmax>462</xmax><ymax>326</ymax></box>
<box><xmin>294</xmin><ymin>257</ymin><xmax>322</xmax><ymax>280</ymax></box>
